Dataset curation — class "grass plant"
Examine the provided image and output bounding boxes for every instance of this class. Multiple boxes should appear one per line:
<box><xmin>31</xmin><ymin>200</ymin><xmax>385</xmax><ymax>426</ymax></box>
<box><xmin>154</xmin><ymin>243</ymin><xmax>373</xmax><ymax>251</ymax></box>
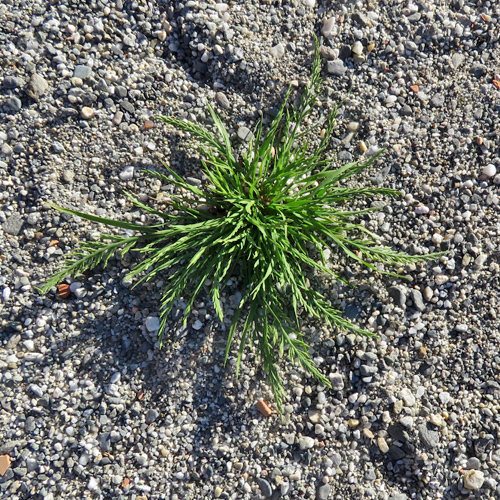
<box><xmin>38</xmin><ymin>38</ymin><xmax>442</xmax><ymax>410</ymax></box>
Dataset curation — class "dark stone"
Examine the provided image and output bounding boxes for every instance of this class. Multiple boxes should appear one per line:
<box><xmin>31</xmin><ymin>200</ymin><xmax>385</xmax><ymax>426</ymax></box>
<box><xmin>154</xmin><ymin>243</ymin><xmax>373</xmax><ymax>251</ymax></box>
<box><xmin>388</xmin><ymin>286</ymin><xmax>406</xmax><ymax>306</ymax></box>
<box><xmin>470</xmin><ymin>63</ymin><xmax>486</xmax><ymax>78</ymax></box>
<box><xmin>360</xmin><ymin>365</ymin><xmax>378</xmax><ymax>376</ymax></box>
<box><xmin>2</xmin><ymin>75</ymin><xmax>23</xmax><ymax>88</ymax></box>
<box><xmin>418</xmin><ymin>423</ymin><xmax>440</xmax><ymax>449</ymax></box>
<box><xmin>98</xmin><ymin>432</ymin><xmax>111</xmax><ymax>452</ymax></box>
<box><xmin>339</xmin><ymin>45</ymin><xmax>351</xmax><ymax>61</ymax></box>
<box><xmin>388</xmin><ymin>424</ymin><xmax>411</xmax><ymax>443</ymax></box>
<box><xmin>145</xmin><ymin>409</ymin><xmax>160</xmax><ymax>424</ymax></box>
<box><xmin>345</xmin><ymin>303</ymin><xmax>361</xmax><ymax>320</ymax></box>
<box><xmin>417</xmin><ymin>361</ymin><xmax>435</xmax><ymax>377</ymax></box>
<box><xmin>409</xmin><ymin>289</ymin><xmax>425</xmax><ymax>311</ymax></box>
<box><xmin>120</xmin><ymin>100</ymin><xmax>135</xmax><ymax>114</ymax></box>
<box><xmin>257</xmin><ymin>478</ymin><xmax>273</xmax><ymax>498</ymax></box>
<box><xmin>387</xmin><ymin>445</ymin><xmax>406</xmax><ymax>461</ymax></box>
<box><xmin>115</xmin><ymin>85</ymin><xmax>127</xmax><ymax>98</ymax></box>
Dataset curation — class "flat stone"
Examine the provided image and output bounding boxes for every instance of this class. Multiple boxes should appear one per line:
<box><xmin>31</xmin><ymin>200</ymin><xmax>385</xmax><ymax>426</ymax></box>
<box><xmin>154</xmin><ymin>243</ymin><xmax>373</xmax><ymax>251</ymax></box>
<box><xmin>0</xmin><ymin>455</ymin><xmax>11</xmax><ymax>476</ymax></box>
<box><xmin>145</xmin><ymin>316</ymin><xmax>160</xmax><ymax>332</ymax></box>
<box><xmin>5</xmin><ymin>97</ymin><xmax>22</xmax><ymax>112</ymax></box>
<box><xmin>270</xmin><ymin>43</ymin><xmax>285</xmax><ymax>58</ymax></box>
<box><xmin>451</xmin><ymin>53</ymin><xmax>465</xmax><ymax>69</ymax></box>
<box><xmin>256</xmin><ymin>478</ymin><xmax>273</xmax><ymax>498</ymax></box>
<box><xmin>3</xmin><ymin>215</ymin><xmax>23</xmax><ymax>236</ymax></box>
<box><xmin>326</xmin><ymin>59</ymin><xmax>346</xmax><ymax>76</ymax></box>
<box><xmin>26</xmin><ymin>74</ymin><xmax>48</xmax><ymax>100</ymax></box>
<box><xmin>388</xmin><ymin>286</ymin><xmax>406</xmax><ymax>306</ymax></box>
<box><xmin>317</xmin><ymin>483</ymin><xmax>331</xmax><ymax>500</ymax></box>
<box><xmin>73</xmin><ymin>65</ymin><xmax>92</xmax><ymax>79</ymax></box>
<box><xmin>418</xmin><ymin>423</ymin><xmax>440</xmax><ymax>449</ymax></box>
<box><xmin>145</xmin><ymin>409</ymin><xmax>160</xmax><ymax>424</ymax></box>
<box><xmin>2</xmin><ymin>76</ymin><xmax>24</xmax><ymax>89</ymax></box>
<box><xmin>215</xmin><ymin>92</ymin><xmax>230</xmax><ymax>109</ymax></box>
<box><xmin>298</xmin><ymin>436</ymin><xmax>315</xmax><ymax>450</ymax></box>
<box><xmin>409</xmin><ymin>289</ymin><xmax>425</xmax><ymax>311</ymax></box>
<box><xmin>237</xmin><ymin>126</ymin><xmax>253</xmax><ymax>141</ymax></box>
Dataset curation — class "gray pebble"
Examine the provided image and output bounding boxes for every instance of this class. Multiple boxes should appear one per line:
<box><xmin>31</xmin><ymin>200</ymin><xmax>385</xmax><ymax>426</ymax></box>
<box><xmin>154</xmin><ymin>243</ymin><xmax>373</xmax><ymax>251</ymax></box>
<box><xmin>73</xmin><ymin>65</ymin><xmax>92</xmax><ymax>79</ymax></box>
<box><xmin>215</xmin><ymin>92</ymin><xmax>230</xmax><ymax>109</ymax></box>
<box><xmin>451</xmin><ymin>53</ymin><xmax>465</xmax><ymax>70</ymax></box>
<box><xmin>3</xmin><ymin>215</ymin><xmax>23</xmax><ymax>236</ymax></box>
<box><xmin>26</xmin><ymin>74</ymin><xmax>48</xmax><ymax>100</ymax></box>
<box><xmin>5</xmin><ymin>97</ymin><xmax>22</xmax><ymax>112</ymax></box>
<box><xmin>115</xmin><ymin>85</ymin><xmax>128</xmax><ymax>98</ymax></box>
<box><xmin>52</xmin><ymin>142</ymin><xmax>65</xmax><ymax>154</ymax></box>
<box><xmin>430</xmin><ymin>93</ymin><xmax>445</xmax><ymax>107</ymax></box>
<box><xmin>409</xmin><ymin>289</ymin><xmax>425</xmax><ymax>311</ymax></box>
<box><xmin>317</xmin><ymin>483</ymin><xmax>331</xmax><ymax>500</ymax></box>
<box><xmin>418</xmin><ymin>423</ymin><xmax>440</xmax><ymax>449</ymax></box>
<box><xmin>256</xmin><ymin>478</ymin><xmax>273</xmax><ymax>498</ymax></box>
<box><xmin>329</xmin><ymin>372</ymin><xmax>344</xmax><ymax>390</ymax></box>
<box><xmin>237</xmin><ymin>126</ymin><xmax>253</xmax><ymax>141</ymax></box>
<box><xmin>470</xmin><ymin>63</ymin><xmax>486</xmax><ymax>78</ymax></box>
<box><xmin>62</xmin><ymin>169</ymin><xmax>75</xmax><ymax>183</ymax></box>
<box><xmin>145</xmin><ymin>409</ymin><xmax>160</xmax><ymax>424</ymax></box>
<box><xmin>466</xmin><ymin>457</ymin><xmax>481</xmax><ymax>469</ymax></box>
<box><xmin>2</xmin><ymin>76</ymin><xmax>24</xmax><ymax>89</ymax></box>
<box><xmin>326</xmin><ymin>59</ymin><xmax>346</xmax><ymax>76</ymax></box>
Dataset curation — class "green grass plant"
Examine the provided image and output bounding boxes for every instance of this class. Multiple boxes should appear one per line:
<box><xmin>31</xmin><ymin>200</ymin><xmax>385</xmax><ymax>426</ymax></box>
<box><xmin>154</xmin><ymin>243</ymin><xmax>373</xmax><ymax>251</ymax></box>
<box><xmin>38</xmin><ymin>38</ymin><xmax>442</xmax><ymax>410</ymax></box>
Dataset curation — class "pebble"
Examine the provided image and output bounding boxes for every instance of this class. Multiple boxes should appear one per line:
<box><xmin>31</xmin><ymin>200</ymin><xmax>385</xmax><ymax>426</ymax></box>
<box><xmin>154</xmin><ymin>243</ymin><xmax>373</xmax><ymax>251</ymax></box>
<box><xmin>73</xmin><ymin>65</ymin><xmax>92</xmax><ymax>79</ymax></box>
<box><xmin>326</xmin><ymin>59</ymin><xmax>346</xmax><ymax>76</ymax></box>
<box><xmin>145</xmin><ymin>316</ymin><xmax>160</xmax><ymax>332</ymax></box>
<box><xmin>463</xmin><ymin>470</ymin><xmax>485</xmax><ymax>490</ymax></box>
<box><xmin>321</xmin><ymin>18</ymin><xmax>336</xmax><ymax>38</ymax></box>
<box><xmin>351</xmin><ymin>41</ymin><xmax>363</xmax><ymax>56</ymax></box>
<box><xmin>482</xmin><ymin>164</ymin><xmax>496</xmax><ymax>178</ymax></box>
<box><xmin>317</xmin><ymin>483</ymin><xmax>331</xmax><ymax>500</ymax></box>
<box><xmin>119</xmin><ymin>166</ymin><xmax>135</xmax><ymax>181</ymax></box>
<box><xmin>298</xmin><ymin>436</ymin><xmax>315</xmax><ymax>450</ymax></box>
<box><xmin>237</xmin><ymin>126</ymin><xmax>253</xmax><ymax>141</ymax></box>
<box><xmin>215</xmin><ymin>92</ymin><xmax>230</xmax><ymax>109</ymax></box>
<box><xmin>269</xmin><ymin>43</ymin><xmax>285</xmax><ymax>58</ymax></box>
<box><xmin>25</xmin><ymin>74</ymin><xmax>48</xmax><ymax>101</ymax></box>
<box><xmin>80</xmin><ymin>107</ymin><xmax>95</xmax><ymax>119</ymax></box>
<box><xmin>256</xmin><ymin>478</ymin><xmax>273</xmax><ymax>498</ymax></box>
<box><xmin>2</xmin><ymin>76</ymin><xmax>23</xmax><ymax>89</ymax></box>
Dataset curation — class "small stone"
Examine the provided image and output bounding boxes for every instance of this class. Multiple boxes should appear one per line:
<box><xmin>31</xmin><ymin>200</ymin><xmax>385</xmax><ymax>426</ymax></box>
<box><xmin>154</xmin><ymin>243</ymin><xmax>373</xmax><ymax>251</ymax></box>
<box><xmin>2</xmin><ymin>287</ymin><xmax>11</xmax><ymax>302</ymax></box>
<box><xmin>418</xmin><ymin>423</ymin><xmax>440</xmax><ymax>449</ymax></box>
<box><xmin>466</xmin><ymin>457</ymin><xmax>481</xmax><ymax>470</ymax></box>
<box><xmin>329</xmin><ymin>372</ymin><xmax>344</xmax><ymax>390</ymax></box>
<box><xmin>482</xmin><ymin>164</ymin><xmax>496</xmax><ymax>178</ymax></box>
<box><xmin>409</xmin><ymin>289</ymin><xmax>425</xmax><ymax>311</ymax></box>
<box><xmin>326</xmin><ymin>59</ymin><xmax>346</xmax><ymax>76</ymax></box>
<box><xmin>112</xmin><ymin>111</ymin><xmax>124</xmax><ymax>125</ymax></box>
<box><xmin>317</xmin><ymin>483</ymin><xmax>331</xmax><ymax>500</ymax></box>
<box><xmin>463</xmin><ymin>470</ymin><xmax>484</xmax><ymax>490</ymax></box>
<box><xmin>319</xmin><ymin>46</ymin><xmax>338</xmax><ymax>60</ymax></box>
<box><xmin>2</xmin><ymin>76</ymin><xmax>23</xmax><ymax>89</ymax></box>
<box><xmin>270</xmin><ymin>43</ymin><xmax>285</xmax><ymax>58</ymax></box>
<box><xmin>80</xmin><ymin>107</ymin><xmax>95</xmax><ymax>119</ymax></box>
<box><xmin>192</xmin><ymin>319</ymin><xmax>203</xmax><ymax>330</ymax></box>
<box><xmin>5</xmin><ymin>97</ymin><xmax>22</xmax><ymax>112</ymax></box>
<box><xmin>25</xmin><ymin>73</ymin><xmax>48</xmax><ymax>100</ymax></box>
<box><xmin>256</xmin><ymin>400</ymin><xmax>272</xmax><ymax>417</ymax></box>
<box><xmin>73</xmin><ymin>65</ymin><xmax>92</xmax><ymax>79</ymax></box>
<box><xmin>308</xmin><ymin>410</ymin><xmax>322</xmax><ymax>423</ymax></box>
<box><xmin>399</xmin><ymin>388</ymin><xmax>416</xmax><ymax>407</ymax></box>
<box><xmin>63</xmin><ymin>169</ymin><xmax>75</xmax><ymax>183</ymax></box>
<box><xmin>0</xmin><ymin>455</ymin><xmax>11</xmax><ymax>476</ymax></box>
<box><xmin>215</xmin><ymin>92</ymin><xmax>230</xmax><ymax>109</ymax></box>
<box><xmin>430</xmin><ymin>93</ymin><xmax>445</xmax><ymax>107</ymax></box>
<box><xmin>321</xmin><ymin>17</ymin><xmax>336</xmax><ymax>37</ymax></box>
<box><xmin>377</xmin><ymin>437</ymin><xmax>389</xmax><ymax>453</ymax></box>
<box><xmin>237</xmin><ymin>126</ymin><xmax>253</xmax><ymax>141</ymax></box>
<box><xmin>3</xmin><ymin>215</ymin><xmax>23</xmax><ymax>236</ymax></box>
<box><xmin>145</xmin><ymin>409</ymin><xmax>160</xmax><ymax>424</ymax></box>
<box><xmin>87</xmin><ymin>477</ymin><xmax>99</xmax><ymax>491</ymax></box>
<box><xmin>451</xmin><ymin>53</ymin><xmax>465</xmax><ymax>70</ymax></box>
<box><xmin>119</xmin><ymin>166</ymin><xmax>134</xmax><ymax>181</ymax></box>
<box><xmin>52</xmin><ymin>142</ymin><xmax>65</xmax><ymax>154</ymax></box>
<box><xmin>145</xmin><ymin>316</ymin><xmax>160</xmax><ymax>332</ymax></box>
<box><xmin>298</xmin><ymin>436</ymin><xmax>315</xmax><ymax>450</ymax></box>
<box><xmin>351</xmin><ymin>41</ymin><xmax>363</xmax><ymax>56</ymax></box>
<box><xmin>214</xmin><ymin>486</ymin><xmax>223</xmax><ymax>498</ymax></box>
<box><xmin>389</xmin><ymin>286</ymin><xmax>406</xmax><ymax>307</ymax></box>
<box><xmin>256</xmin><ymin>478</ymin><xmax>273</xmax><ymax>498</ymax></box>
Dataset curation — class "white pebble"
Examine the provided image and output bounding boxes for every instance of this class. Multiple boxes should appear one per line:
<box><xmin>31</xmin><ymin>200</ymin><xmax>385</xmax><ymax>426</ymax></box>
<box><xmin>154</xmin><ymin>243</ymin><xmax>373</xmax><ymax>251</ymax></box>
<box><xmin>303</xmin><ymin>0</ymin><xmax>315</xmax><ymax>6</ymax></box>
<box><xmin>352</xmin><ymin>41</ymin><xmax>364</xmax><ymax>56</ymax></box>
<box><xmin>2</xmin><ymin>287</ymin><xmax>11</xmax><ymax>302</ymax></box>
<box><xmin>415</xmin><ymin>205</ymin><xmax>429</xmax><ymax>215</ymax></box>
<box><xmin>321</xmin><ymin>17</ymin><xmax>336</xmax><ymax>37</ymax></box>
<box><xmin>482</xmin><ymin>164</ymin><xmax>496</xmax><ymax>178</ymax></box>
<box><xmin>463</xmin><ymin>470</ymin><xmax>484</xmax><ymax>490</ymax></box>
<box><xmin>80</xmin><ymin>107</ymin><xmax>95</xmax><ymax>119</ymax></box>
<box><xmin>119</xmin><ymin>166</ymin><xmax>135</xmax><ymax>181</ymax></box>
<box><xmin>87</xmin><ymin>477</ymin><xmax>99</xmax><ymax>491</ymax></box>
<box><xmin>298</xmin><ymin>436</ymin><xmax>315</xmax><ymax>450</ymax></box>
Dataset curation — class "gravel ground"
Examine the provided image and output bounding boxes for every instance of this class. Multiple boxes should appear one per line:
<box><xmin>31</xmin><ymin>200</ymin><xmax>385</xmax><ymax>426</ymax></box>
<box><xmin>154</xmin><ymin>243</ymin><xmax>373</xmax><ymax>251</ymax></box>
<box><xmin>1</xmin><ymin>0</ymin><xmax>500</xmax><ymax>499</ymax></box>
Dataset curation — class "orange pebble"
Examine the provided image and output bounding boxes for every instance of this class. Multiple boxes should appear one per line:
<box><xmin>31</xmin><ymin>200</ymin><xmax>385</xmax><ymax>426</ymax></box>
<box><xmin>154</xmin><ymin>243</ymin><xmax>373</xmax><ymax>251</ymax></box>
<box><xmin>58</xmin><ymin>283</ymin><xmax>71</xmax><ymax>298</ymax></box>
<box><xmin>256</xmin><ymin>399</ymin><xmax>272</xmax><ymax>417</ymax></box>
<box><xmin>143</xmin><ymin>120</ymin><xmax>154</xmax><ymax>130</ymax></box>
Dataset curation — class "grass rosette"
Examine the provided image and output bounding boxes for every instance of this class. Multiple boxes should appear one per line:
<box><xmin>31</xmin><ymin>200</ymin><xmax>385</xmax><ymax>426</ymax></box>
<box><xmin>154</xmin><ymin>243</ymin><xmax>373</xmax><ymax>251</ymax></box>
<box><xmin>38</xmin><ymin>38</ymin><xmax>443</xmax><ymax>410</ymax></box>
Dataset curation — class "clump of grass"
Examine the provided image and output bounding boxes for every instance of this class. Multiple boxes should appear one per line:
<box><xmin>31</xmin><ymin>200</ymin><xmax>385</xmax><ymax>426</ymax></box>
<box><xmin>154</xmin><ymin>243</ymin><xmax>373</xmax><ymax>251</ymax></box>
<box><xmin>38</xmin><ymin>37</ymin><xmax>442</xmax><ymax>410</ymax></box>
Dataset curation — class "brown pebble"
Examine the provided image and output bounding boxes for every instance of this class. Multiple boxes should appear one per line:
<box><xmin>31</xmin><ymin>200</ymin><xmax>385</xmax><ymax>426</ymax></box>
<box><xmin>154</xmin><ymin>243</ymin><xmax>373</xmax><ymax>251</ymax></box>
<box><xmin>256</xmin><ymin>399</ymin><xmax>272</xmax><ymax>417</ymax></box>
<box><xmin>409</xmin><ymin>84</ymin><xmax>419</xmax><ymax>93</ymax></box>
<box><xmin>143</xmin><ymin>120</ymin><xmax>154</xmax><ymax>130</ymax></box>
<box><xmin>58</xmin><ymin>283</ymin><xmax>71</xmax><ymax>298</ymax></box>
<box><xmin>0</xmin><ymin>455</ymin><xmax>11</xmax><ymax>476</ymax></box>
